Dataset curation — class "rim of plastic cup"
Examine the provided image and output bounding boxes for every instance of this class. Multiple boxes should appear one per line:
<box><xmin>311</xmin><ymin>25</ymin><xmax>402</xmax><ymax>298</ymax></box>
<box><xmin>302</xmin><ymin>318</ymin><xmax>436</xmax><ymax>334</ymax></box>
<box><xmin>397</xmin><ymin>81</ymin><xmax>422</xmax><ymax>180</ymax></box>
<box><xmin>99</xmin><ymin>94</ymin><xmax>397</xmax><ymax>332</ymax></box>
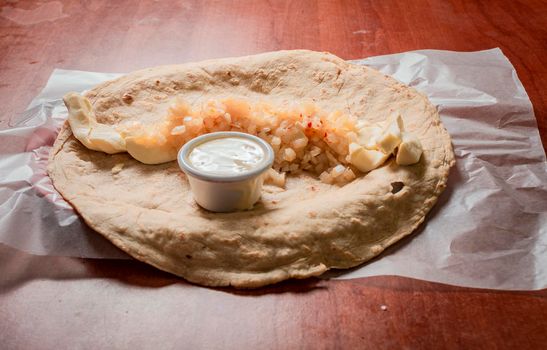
<box><xmin>178</xmin><ymin>131</ymin><xmax>274</xmax><ymax>183</ymax></box>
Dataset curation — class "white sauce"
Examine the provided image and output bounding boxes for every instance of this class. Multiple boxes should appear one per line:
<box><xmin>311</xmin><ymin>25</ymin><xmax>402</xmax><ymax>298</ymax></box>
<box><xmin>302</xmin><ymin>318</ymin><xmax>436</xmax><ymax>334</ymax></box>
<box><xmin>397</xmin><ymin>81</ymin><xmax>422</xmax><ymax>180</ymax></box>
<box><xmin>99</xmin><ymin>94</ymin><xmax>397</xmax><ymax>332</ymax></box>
<box><xmin>188</xmin><ymin>136</ymin><xmax>265</xmax><ymax>176</ymax></box>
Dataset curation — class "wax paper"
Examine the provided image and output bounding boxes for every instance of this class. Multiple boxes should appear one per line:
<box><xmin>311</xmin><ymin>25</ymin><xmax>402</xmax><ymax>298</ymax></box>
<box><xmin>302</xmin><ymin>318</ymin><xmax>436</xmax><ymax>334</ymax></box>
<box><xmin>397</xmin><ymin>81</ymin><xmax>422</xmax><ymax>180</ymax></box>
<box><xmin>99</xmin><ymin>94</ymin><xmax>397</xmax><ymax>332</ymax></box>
<box><xmin>0</xmin><ymin>48</ymin><xmax>545</xmax><ymax>290</ymax></box>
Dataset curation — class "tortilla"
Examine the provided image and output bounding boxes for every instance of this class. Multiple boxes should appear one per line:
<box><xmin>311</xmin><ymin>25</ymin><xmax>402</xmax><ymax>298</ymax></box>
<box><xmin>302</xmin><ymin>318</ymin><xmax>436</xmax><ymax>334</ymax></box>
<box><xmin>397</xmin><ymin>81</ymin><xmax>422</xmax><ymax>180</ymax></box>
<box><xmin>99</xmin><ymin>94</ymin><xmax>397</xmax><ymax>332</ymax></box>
<box><xmin>48</xmin><ymin>50</ymin><xmax>454</xmax><ymax>288</ymax></box>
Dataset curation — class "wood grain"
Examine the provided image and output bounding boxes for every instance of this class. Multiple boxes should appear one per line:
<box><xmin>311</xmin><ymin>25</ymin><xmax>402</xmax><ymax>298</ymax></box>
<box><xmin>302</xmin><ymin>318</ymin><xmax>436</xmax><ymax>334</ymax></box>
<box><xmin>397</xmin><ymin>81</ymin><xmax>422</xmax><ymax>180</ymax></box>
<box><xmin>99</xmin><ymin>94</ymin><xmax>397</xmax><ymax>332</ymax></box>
<box><xmin>0</xmin><ymin>1</ymin><xmax>546</xmax><ymax>349</ymax></box>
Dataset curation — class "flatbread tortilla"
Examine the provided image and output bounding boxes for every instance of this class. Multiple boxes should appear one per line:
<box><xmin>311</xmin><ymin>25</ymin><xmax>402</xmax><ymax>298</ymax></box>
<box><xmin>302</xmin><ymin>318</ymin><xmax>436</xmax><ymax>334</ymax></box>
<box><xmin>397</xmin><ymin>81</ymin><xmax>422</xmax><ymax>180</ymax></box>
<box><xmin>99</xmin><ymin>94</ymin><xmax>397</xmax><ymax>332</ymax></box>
<box><xmin>48</xmin><ymin>50</ymin><xmax>454</xmax><ymax>288</ymax></box>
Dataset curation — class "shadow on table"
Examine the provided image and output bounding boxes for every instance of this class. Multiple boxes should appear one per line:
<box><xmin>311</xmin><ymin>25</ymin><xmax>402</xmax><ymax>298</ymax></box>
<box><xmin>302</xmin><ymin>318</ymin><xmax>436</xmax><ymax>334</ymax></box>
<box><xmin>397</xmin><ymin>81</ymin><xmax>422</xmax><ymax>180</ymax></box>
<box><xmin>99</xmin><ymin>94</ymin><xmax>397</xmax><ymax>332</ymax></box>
<box><xmin>0</xmin><ymin>242</ymin><xmax>173</xmax><ymax>291</ymax></box>
<box><xmin>2</xmin><ymin>241</ymin><xmax>543</xmax><ymax>298</ymax></box>
<box><xmin>0</xmin><ymin>242</ymin><xmax>326</xmax><ymax>295</ymax></box>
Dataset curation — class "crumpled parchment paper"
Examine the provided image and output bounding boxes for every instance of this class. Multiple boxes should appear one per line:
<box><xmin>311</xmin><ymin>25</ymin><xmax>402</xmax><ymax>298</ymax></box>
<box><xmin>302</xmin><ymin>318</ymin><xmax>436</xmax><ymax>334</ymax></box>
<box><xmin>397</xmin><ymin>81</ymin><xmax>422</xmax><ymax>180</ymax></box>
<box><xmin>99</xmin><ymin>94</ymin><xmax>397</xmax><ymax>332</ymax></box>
<box><xmin>0</xmin><ymin>48</ymin><xmax>545</xmax><ymax>290</ymax></box>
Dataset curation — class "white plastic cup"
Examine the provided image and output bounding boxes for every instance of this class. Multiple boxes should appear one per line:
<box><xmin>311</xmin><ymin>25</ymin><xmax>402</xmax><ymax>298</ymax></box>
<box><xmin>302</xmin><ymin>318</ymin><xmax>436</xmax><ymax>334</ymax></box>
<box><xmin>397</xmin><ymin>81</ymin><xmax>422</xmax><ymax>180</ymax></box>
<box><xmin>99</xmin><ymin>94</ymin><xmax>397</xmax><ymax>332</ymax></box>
<box><xmin>178</xmin><ymin>132</ymin><xmax>274</xmax><ymax>212</ymax></box>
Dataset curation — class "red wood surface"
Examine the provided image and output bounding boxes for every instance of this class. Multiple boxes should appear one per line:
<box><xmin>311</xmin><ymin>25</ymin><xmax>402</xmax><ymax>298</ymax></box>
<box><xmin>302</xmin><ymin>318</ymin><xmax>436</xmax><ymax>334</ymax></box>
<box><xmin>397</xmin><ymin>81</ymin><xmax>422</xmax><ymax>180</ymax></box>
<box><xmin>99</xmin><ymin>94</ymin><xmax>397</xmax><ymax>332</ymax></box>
<box><xmin>0</xmin><ymin>1</ymin><xmax>546</xmax><ymax>349</ymax></box>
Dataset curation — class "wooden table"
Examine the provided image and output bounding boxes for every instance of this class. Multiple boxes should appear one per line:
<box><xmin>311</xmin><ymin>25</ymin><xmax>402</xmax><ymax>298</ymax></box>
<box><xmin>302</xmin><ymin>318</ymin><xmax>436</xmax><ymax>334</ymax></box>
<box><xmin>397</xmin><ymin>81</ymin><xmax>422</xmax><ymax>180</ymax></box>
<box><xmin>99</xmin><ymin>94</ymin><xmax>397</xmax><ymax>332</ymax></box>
<box><xmin>1</xmin><ymin>1</ymin><xmax>546</xmax><ymax>348</ymax></box>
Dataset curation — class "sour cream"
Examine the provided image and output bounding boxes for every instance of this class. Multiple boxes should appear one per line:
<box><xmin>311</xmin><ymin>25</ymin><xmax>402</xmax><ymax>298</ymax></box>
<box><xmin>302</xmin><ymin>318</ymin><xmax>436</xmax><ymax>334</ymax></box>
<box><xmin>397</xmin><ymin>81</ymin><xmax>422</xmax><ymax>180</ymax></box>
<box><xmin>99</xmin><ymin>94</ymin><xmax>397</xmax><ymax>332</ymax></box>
<box><xmin>188</xmin><ymin>137</ymin><xmax>266</xmax><ymax>176</ymax></box>
<box><xmin>178</xmin><ymin>132</ymin><xmax>274</xmax><ymax>212</ymax></box>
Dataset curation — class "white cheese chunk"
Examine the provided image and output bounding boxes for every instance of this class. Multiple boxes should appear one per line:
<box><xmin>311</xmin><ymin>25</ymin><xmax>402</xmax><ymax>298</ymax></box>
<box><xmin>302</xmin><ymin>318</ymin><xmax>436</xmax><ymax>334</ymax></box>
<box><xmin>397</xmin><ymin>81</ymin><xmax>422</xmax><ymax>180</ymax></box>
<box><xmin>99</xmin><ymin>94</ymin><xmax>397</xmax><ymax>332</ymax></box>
<box><xmin>348</xmin><ymin>142</ymin><xmax>389</xmax><ymax>173</ymax></box>
<box><xmin>396</xmin><ymin>132</ymin><xmax>423</xmax><ymax>165</ymax></box>
<box><xmin>377</xmin><ymin>114</ymin><xmax>404</xmax><ymax>155</ymax></box>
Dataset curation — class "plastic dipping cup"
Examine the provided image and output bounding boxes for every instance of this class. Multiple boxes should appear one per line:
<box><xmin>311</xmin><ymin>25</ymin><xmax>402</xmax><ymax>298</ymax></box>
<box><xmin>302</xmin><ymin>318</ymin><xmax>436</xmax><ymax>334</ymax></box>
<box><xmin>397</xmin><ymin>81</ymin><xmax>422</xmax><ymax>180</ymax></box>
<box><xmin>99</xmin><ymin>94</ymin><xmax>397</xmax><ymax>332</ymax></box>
<box><xmin>178</xmin><ymin>132</ymin><xmax>275</xmax><ymax>212</ymax></box>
